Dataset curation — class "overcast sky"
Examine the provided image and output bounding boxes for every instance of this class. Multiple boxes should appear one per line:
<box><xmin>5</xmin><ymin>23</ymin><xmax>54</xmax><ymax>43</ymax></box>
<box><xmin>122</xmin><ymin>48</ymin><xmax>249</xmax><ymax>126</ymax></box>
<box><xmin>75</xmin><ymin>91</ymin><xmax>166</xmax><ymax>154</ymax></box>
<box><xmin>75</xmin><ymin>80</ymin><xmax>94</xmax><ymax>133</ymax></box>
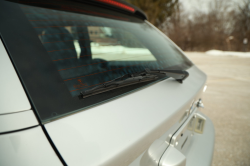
<box><xmin>180</xmin><ymin>0</ymin><xmax>246</xmax><ymax>13</ymax></box>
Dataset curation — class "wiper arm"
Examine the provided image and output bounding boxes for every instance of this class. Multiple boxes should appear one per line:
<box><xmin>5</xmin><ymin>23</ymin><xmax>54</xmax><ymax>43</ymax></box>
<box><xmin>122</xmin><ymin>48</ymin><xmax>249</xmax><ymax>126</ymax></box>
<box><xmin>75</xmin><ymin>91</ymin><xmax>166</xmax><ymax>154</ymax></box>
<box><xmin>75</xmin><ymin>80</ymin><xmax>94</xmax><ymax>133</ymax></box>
<box><xmin>143</xmin><ymin>68</ymin><xmax>189</xmax><ymax>83</ymax></box>
<box><xmin>79</xmin><ymin>73</ymin><xmax>158</xmax><ymax>99</ymax></box>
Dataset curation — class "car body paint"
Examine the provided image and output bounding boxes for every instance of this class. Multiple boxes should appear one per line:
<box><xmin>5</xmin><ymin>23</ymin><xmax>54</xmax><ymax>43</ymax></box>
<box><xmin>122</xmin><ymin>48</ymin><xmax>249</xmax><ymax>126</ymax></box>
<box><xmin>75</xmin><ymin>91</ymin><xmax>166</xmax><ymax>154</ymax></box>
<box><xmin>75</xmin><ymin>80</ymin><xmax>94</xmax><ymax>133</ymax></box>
<box><xmin>0</xmin><ymin>126</ymin><xmax>62</xmax><ymax>166</ymax></box>
<box><xmin>45</xmin><ymin>65</ymin><xmax>206</xmax><ymax>166</ymax></box>
<box><xmin>0</xmin><ymin>39</ymin><xmax>31</xmax><ymax>115</ymax></box>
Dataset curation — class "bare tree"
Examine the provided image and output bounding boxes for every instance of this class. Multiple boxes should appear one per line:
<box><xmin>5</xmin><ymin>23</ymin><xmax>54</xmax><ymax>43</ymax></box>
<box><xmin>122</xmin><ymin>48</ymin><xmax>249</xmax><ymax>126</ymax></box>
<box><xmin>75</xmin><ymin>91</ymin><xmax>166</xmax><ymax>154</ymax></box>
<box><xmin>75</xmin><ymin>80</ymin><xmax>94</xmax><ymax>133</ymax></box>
<box><xmin>162</xmin><ymin>0</ymin><xmax>250</xmax><ymax>52</ymax></box>
<box><xmin>127</xmin><ymin>0</ymin><xmax>249</xmax><ymax>51</ymax></box>
<box><xmin>232</xmin><ymin>0</ymin><xmax>250</xmax><ymax>51</ymax></box>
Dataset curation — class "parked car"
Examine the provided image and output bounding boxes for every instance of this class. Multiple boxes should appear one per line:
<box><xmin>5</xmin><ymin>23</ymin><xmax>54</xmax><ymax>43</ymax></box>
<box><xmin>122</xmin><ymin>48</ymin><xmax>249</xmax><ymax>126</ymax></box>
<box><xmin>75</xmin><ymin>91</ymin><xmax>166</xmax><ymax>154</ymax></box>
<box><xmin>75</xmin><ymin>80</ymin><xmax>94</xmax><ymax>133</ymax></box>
<box><xmin>0</xmin><ymin>0</ymin><xmax>214</xmax><ymax>166</ymax></box>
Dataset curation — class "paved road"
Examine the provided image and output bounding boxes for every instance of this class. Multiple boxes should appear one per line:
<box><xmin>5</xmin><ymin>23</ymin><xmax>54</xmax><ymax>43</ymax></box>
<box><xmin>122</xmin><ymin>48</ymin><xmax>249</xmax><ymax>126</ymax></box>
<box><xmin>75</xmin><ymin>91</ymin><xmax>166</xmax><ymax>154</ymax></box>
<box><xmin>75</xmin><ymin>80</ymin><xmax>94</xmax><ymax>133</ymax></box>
<box><xmin>185</xmin><ymin>52</ymin><xmax>250</xmax><ymax>166</ymax></box>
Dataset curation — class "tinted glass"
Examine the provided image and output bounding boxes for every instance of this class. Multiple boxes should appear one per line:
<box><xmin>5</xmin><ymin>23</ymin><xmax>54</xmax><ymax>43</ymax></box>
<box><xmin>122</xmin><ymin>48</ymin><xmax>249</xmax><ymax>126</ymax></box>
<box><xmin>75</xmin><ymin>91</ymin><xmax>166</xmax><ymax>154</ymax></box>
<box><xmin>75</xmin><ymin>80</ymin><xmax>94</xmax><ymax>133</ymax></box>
<box><xmin>0</xmin><ymin>0</ymin><xmax>192</xmax><ymax>122</ymax></box>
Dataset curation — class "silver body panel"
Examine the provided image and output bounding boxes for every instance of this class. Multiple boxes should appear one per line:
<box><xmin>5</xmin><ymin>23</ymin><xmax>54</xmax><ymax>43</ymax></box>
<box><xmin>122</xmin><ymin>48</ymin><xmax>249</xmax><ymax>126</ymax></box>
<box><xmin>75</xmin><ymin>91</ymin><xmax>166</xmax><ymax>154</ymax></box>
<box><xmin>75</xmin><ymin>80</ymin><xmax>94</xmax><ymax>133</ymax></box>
<box><xmin>0</xmin><ymin>110</ymin><xmax>38</xmax><ymax>133</ymax></box>
<box><xmin>184</xmin><ymin>112</ymin><xmax>215</xmax><ymax>166</ymax></box>
<box><xmin>129</xmin><ymin>110</ymin><xmax>215</xmax><ymax>166</ymax></box>
<box><xmin>0</xmin><ymin>39</ymin><xmax>31</xmax><ymax>114</ymax></box>
<box><xmin>45</xmin><ymin>65</ymin><xmax>207</xmax><ymax>166</ymax></box>
<box><xmin>0</xmin><ymin>126</ymin><xmax>62</xmax><ymax>166</ymax></box>
<box><xmin>159</xmin><ymin>111</ymin><xmax>215</xmax><ymax>166</ymax></box>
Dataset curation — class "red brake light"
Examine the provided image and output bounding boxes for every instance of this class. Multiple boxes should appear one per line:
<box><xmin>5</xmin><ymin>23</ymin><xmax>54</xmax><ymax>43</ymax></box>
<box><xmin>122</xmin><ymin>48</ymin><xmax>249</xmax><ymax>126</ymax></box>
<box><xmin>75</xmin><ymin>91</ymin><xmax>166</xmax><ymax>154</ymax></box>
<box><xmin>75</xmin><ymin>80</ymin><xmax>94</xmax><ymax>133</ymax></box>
<box><xmin>96</xmin><ymin>0</ymin><xmax>135</xmax><ymax>13</ymax></box>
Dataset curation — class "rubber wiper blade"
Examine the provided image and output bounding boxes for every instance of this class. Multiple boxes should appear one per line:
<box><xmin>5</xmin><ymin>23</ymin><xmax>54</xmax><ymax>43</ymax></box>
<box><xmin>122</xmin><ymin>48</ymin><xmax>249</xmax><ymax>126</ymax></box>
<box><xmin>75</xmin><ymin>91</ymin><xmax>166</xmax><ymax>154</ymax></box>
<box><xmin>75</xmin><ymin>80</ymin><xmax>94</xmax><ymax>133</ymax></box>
<box><xmin>144</xmin><ymin>68</ymin><xmax>189</xmax><ymax>83</ymax></box>
<box><xmin>78</xmin><ymin>69</ymin><xmax>188</xmax><ymax>99</ymax></box>
<box><xmin>78</xmin><ymin>74</ymin><xmax>158</xmax><ymax>99</ymax></box>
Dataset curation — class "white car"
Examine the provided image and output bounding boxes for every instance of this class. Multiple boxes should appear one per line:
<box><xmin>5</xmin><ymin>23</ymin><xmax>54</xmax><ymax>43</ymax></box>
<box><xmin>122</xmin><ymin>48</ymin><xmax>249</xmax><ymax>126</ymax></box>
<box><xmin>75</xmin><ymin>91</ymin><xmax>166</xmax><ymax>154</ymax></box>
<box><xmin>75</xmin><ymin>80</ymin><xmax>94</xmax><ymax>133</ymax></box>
<box><xmin>0</xmin><ymin>0</ymin><xmax>214</xmax><ymax>166</ymax></box>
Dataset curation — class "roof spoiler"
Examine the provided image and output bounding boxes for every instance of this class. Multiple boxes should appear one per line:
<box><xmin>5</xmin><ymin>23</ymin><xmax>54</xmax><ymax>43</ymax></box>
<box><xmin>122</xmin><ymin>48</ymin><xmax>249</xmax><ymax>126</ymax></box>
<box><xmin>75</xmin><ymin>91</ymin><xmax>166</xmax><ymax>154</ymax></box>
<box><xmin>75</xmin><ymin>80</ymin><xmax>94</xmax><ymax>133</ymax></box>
<box><xmin>111</xmin><ymin>0</ymin><xmax>147</xmax><ymax>20</ymax></box>
<box><xmin>77</xmin><ymin>0</ymin><xmax>148</xmax><ymax>20</ymax></box>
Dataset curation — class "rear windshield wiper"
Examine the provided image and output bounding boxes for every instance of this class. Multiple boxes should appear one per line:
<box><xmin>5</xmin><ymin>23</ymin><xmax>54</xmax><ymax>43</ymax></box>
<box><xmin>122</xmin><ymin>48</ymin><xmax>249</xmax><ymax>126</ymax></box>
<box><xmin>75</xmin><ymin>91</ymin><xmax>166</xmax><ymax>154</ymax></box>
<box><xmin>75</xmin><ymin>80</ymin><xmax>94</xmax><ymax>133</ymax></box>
<box><xmin>79</xmin><ymin>73</ymin><xmax>158</xmax><ymax>99</ymax></box>
<box><xmin>78</xmin><ymin>68</ymin><xmax>189</xmax><ymax>99</ymax></box>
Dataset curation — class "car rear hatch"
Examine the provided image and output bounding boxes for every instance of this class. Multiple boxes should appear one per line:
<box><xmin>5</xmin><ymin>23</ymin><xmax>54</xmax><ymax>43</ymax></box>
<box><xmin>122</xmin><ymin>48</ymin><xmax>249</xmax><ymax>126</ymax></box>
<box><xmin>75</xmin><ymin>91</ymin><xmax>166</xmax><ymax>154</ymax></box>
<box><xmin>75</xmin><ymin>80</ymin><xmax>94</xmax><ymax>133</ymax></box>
<box><xmin>0</xmin><ymin>0</ymin><xmax>209</xmax><ymax>165</ymax></box>
<box><xmin>43</xmin><ymin>65</ymin><xmax>207</xmax><ymax>166</ymax></box>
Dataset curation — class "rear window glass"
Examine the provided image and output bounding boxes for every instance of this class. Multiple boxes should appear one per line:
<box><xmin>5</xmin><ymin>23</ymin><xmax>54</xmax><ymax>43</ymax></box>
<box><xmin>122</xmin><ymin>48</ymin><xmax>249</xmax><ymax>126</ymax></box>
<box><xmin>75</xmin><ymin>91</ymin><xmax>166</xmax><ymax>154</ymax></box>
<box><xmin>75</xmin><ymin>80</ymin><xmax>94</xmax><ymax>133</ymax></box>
<box><xmin>0</xmin><ymin>0</ymin><xmax>192</xmax><ymax>122</ymax></box>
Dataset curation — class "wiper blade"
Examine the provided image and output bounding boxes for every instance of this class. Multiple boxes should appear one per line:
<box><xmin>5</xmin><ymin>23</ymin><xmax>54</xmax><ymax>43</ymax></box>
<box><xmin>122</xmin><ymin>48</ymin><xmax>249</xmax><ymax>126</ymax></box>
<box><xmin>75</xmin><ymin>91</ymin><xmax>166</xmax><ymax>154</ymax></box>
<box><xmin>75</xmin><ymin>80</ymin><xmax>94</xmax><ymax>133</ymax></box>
<box><xmin>143</xmin><ymin>68</ymin><xmax>189</xmax><ymax>83</ymax></box>
<box><xmin>79</xmin><ymin>73</ymin><xmax>158</xmax><ymax>99</ymax></box>
<box><xmin>78</xmin><ymin>68</ymin><xmax>189</xmax><ymax>99</ymax></box>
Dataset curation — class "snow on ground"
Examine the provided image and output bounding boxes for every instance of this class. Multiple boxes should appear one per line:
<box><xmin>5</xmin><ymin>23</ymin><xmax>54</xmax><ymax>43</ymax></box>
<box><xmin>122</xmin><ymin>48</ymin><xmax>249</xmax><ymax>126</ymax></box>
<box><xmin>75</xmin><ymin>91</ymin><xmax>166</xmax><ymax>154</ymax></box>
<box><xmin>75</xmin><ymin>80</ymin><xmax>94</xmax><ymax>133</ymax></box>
<box><xmin>206</xmin><ymin>50</ymin><xmax>250</xmax><ymax>58</ymax></box>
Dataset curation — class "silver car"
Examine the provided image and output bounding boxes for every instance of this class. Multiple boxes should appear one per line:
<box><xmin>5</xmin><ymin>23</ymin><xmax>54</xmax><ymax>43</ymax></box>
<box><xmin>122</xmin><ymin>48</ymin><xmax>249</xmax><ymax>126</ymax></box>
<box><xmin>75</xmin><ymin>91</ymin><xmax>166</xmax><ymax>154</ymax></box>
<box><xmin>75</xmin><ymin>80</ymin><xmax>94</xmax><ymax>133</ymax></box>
<box><xmin>0</xmin><ymin>0</ymin><xmax>214</xmax><ymax>166</ymax></box>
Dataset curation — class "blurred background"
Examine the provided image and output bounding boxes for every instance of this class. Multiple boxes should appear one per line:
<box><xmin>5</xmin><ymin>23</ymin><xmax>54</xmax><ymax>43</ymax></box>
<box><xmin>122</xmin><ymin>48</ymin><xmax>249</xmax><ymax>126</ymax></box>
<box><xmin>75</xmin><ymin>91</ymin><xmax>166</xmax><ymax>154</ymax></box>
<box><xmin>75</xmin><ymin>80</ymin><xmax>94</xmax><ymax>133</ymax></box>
<box><xmin>126</xmin><ymin>0</ymin><xmax>250</xmax><ymax>52</ymax></box>
<box><xmin>126</xmin><ymin>0</ymin><xmax>250</xmax><ymax>165</ymax></box>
